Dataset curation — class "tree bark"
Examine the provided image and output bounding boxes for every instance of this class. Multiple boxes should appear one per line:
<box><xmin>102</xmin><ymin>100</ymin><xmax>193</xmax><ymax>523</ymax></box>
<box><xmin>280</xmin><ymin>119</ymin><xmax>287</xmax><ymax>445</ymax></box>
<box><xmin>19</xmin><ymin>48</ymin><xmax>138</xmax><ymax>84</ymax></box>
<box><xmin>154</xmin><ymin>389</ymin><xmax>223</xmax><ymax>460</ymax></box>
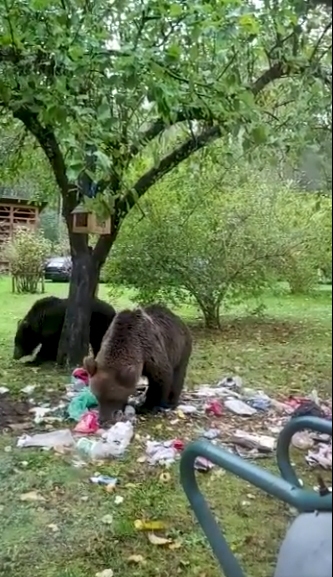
<box><xmin>56</xmin><ymin>205</ymin><xmax>117</xmax><ymax>366</ymax></box>
<box><xmin>200</xmin><ymin>300</ymin><xmax>221</xmax><ymax>330</ymax></box>
<box><xmin>56</xmin><ymin>246</ymin><xmax>99</xmax><ymax>366</ymax></box>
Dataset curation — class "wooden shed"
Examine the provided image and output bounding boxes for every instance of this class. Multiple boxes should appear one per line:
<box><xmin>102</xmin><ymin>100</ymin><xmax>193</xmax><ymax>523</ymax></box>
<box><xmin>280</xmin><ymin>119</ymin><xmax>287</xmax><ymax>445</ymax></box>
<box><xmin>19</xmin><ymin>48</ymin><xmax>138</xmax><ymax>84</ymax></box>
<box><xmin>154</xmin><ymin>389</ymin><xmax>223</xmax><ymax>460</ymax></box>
<box><xmin>0</xmin><ymin>192</ymin><xmax>46</xmax><ymax>272</ymax></box>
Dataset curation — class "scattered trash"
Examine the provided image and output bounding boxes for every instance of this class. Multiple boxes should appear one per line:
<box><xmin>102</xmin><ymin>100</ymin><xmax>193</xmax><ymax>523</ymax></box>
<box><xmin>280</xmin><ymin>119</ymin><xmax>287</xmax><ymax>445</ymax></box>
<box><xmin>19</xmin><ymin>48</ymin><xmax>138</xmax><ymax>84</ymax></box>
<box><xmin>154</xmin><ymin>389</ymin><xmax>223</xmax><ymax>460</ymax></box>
<box><xmin>21</xmin><ymin>385</ymin><xmax>36</xmax><ymax>395</ymax></box>
<box><xmin>67</xmin><ymin>387</ymin><xmax>98</xmax><ymax>421</ymax></box>
<box><xmin>146</xmin><ymin>441</ymin><xmax>178</xmax><ymax>466</ymax></box>
<box><xmin>90</xmin><ymin>475</ymin><xmax>118</xmax><ymax>489</ymax></box>
<box><xmin>72</xmin><ymin>367</ymin><xmax>89</xmax><ymax>386</ymax></box>
<box><xmin>124</xmin><ymin>405</ymin><xmax>136</xmax><ymax>421</ymax></box>
<box><xmin>0</xmin><ymin>387</ymin><xmax>9</xmax><ymax>395</ymax></box>
<box><xmin>194</xmin><ymin>385</ymin><xmax>241</xmax><ymax>399</ymax></box>
<box><xmin>224</xmin><ymin>399</ymin><xmax>257</xmax><ymax>416</ymax></box>
<box><xmin>76</xmin><ymin>438</ymin><xmax>111</xmax><ymax>460</ymax></box>
<box><xmin>147</xmin><ymin>533</ymin><xmax>172</xmax><ymax>546</ymax></box>
<box><xmin>246</xmin><ymin>393</ymin><xmax>271</xmax><ymax>412</ymax></box>
<box><xmin>177</xmin><ymin>404</ymin><xmax>197</xmax><ymax>415</ymax></box>
<box><xmin>114</xmin><ymin>495</ymin><xmax>124</xmax><ymax>505</ymax></box>
<box><xmin>195</xmin><ymin>456</ymin><xmax>215</xmax><ymax>472</ymax></box>
<box><xmin>205</xmin><ymin>400</ymin><xmax>223</xmax><ymax>417</ymax></box>
<box><xmin>95</xmin><ymin>569</ymin><xmax>114</xmax><ymax>577</ymax></box>
<box><xmin>291</xmin><ymin>400</ymin><xmax>326</xmax><ymax>420</ymax></box>
<box><xmin>17</xmin><ymin>429</ymin><xmax>75</xmax><ymax>450</ymax></box>
<box><xmin>230</xmin><ymin>430</ymin><xmax>276</xmax><ymax>453</ymax></box>
<box><xmin>292</xmin><ymin>431</ymin><xmax>315</xmax><ymax>451</ymax></box>
<box><xmin>202</xmin><ymin>428</ymin><xmax>220</xmax><ymax>440</ymax></box>
<box><xmin>134</xmin><ymin>520</ymin><xmax>166</xmax><ymax>531</ymax></box>
<box><xmin>172</xmin><ymin>439</ymin><xmax>185</xmax><ymax>451</ymax></box>
<box><xmin>74</xmin><ymin>410</ymin><xmax>99</xmax><ymax>434</ymax></box>
<box><xmin>30</xmin><ymin>404</ymin><xmax>65</xmax><ymax>425</ymax></box>
<box><xmin>103</xmin><ymin>421</ymin><xmax>134</xmax><ymax>457</ymax></box>
<box><xmin>20</xmin><ymin>491</ymin><xmax>45</xmax><ymax>502</ymax></box>
<box><xmin>218</xmin><ymin>376</ymin><xmax>243</xmax><ymax>389</ymax></box>
<box><xmin>306</xmin><ymin>443</ymin><xmax>332</xmax><ymax>470</ymax></box>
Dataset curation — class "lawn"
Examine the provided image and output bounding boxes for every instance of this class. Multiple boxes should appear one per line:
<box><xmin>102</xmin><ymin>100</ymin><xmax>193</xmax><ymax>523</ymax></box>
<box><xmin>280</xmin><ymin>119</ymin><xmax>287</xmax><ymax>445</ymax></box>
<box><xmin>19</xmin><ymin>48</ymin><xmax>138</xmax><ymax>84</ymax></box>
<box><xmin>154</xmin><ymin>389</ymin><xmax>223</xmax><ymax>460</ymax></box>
<box><xmin>0</xmin><ymin>276</ymin><xmax>332</xmax><ymax>577</ymax></box>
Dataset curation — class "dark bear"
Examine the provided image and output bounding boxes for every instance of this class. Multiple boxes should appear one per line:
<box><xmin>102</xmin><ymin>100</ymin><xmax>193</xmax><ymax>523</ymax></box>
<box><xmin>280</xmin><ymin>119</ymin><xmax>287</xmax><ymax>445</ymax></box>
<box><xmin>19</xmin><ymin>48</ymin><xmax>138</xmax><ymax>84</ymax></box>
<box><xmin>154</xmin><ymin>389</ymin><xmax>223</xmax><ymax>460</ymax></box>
<box><xmin>14</xmin><ymin>296</ymin><xmax>116</xmax><ymax>365</ymax></box>
<box><xmin>83</xmin><ymin>304</ymin><xmax>193</xmax><ymax>423</ymax></box>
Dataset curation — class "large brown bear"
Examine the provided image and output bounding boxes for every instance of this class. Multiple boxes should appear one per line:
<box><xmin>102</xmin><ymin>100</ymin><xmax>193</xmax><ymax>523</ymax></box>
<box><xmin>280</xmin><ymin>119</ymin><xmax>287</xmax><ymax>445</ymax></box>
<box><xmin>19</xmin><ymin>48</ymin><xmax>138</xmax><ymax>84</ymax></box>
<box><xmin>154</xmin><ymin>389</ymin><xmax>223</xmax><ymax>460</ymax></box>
<box><xmin>14</xmin><ymin>296</ymin><xmax>116</xmax><ymax>365</ymax></box>
<box><xmin>84</xmin><ymin>304</ymin><xmax>192</xmax><ymax>423</ymax></box>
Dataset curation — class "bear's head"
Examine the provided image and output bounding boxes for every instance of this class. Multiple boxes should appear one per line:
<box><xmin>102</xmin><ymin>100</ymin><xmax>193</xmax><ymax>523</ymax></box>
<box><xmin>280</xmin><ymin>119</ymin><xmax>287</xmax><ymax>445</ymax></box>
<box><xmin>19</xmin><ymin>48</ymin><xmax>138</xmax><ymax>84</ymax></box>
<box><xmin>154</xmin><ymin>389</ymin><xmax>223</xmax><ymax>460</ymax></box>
<box><xmin>14</xmin><ymin>320</ymin><xmax>41</xmax><ymax>360</ymax></box>
<box><xmin>83</xmin><ymin>356</ymin><xmax>140</xmax><ymax>424</ymax></box>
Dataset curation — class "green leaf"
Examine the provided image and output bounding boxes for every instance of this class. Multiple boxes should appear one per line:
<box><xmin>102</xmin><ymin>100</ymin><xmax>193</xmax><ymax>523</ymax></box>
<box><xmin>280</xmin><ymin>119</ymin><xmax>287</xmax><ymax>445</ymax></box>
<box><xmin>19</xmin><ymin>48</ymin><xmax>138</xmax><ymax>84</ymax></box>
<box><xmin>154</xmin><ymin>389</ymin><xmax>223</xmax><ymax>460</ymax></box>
<box><xmin>251</xmin><ymin>125</ymin><xmax>267</xmax><ymax>145</ymax></box>
<box><xmin>169</xmin><ymin>4</ymin><xmax>183</xmax><ymax>17</ymax></box>
<box><xmin>68</xmin><ymin>45</ymin><xmax>85</xmax><ymax>61</ymax></box>
<box><xmin>167</xmin><ymin>43</ymin><xmax>182</xmax><ymax>60</ymax></box>
<box><xmin>97</xmin><ymin>101</ymin><xmax>111</xmax><ymax>122</ymax></box>
<box><xmin>94</xmin><ymin>150</ymin><xmax>111</xmax><ymax>171</ymax></box>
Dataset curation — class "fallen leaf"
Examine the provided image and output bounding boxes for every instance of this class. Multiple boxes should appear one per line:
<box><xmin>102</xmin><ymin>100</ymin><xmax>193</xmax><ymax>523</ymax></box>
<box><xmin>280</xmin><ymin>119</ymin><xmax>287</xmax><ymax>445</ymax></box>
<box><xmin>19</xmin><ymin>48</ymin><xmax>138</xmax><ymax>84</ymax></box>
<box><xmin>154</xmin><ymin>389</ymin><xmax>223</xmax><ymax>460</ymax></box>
<box><xmin>169</xmin><ymin>541</ymin><xmax>182</xmax><ymax>550</ymax></box>
<box><xmin>134</xmin><ymin>520</ymin><xmax>166</xmax><ymax>531</ymax></box>
<box><xmin>95</xmin><ymin>570</ymin><xmax>114</xmax><ymax>577</ymax></box>
<box><xmin>20</xmin><ymin>491</ymin><xmax>45</xmax><ymax>502</ymax></box>
<box><xmin>128</xmin><ymin>555</ymin><xmax>146</xmax><ymax>564</ymax></box>
<box><xmin>147</xmin><ymin>533</ymin><xmax>172</xmax><ymax>546</ymax></box>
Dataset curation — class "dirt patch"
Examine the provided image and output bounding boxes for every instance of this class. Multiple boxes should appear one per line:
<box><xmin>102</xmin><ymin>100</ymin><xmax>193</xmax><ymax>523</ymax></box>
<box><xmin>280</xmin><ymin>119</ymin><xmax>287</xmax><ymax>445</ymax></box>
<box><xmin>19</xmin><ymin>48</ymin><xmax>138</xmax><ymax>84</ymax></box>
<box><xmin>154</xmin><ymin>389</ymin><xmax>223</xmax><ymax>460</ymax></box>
<box><xmin>0</xmin><ymin>395</ymin><xmax>32</xmax><ymax>430</ymax></box>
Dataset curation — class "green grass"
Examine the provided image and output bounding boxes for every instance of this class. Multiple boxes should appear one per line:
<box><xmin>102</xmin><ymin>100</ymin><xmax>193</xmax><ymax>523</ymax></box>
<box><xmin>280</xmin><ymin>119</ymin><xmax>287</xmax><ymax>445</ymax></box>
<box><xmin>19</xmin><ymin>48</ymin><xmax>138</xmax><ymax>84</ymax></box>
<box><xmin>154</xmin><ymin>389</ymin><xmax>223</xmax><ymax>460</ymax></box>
<box><xmin>0</xmin><ymin>276</ymin><xmax>332</xmax><ymax>577</ymax></box>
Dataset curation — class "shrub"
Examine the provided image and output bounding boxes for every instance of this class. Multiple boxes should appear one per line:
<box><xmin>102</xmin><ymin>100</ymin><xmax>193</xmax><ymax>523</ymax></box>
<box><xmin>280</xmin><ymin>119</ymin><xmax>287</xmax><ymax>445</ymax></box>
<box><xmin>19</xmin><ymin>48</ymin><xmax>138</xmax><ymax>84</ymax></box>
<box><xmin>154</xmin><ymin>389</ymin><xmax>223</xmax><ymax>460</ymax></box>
<box><xmin>2</xmin><ymin>227</ymin><xmax>52</xmax><ymax>294</ymax></box>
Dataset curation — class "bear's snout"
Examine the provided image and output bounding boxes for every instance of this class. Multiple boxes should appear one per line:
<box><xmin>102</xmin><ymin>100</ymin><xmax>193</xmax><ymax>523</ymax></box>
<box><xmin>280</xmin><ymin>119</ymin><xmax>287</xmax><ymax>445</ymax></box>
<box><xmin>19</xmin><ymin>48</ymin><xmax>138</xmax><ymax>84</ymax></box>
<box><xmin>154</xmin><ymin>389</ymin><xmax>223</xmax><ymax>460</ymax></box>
<box><xmin>13</xmin><ymin>346</ymin><xmax>24</xmax><ymax>360</ymax></box>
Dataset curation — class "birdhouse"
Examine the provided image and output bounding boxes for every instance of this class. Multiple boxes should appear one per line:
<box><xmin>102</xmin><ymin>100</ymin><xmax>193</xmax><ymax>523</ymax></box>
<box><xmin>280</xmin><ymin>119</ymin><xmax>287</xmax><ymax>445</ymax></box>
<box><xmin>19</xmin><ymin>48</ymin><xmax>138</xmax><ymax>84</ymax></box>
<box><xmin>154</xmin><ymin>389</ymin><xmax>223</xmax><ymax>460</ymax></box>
<box><xmin>71</xmin><ymin>205</ymin><xmax>111</xmax><ymax>235</ymax></box>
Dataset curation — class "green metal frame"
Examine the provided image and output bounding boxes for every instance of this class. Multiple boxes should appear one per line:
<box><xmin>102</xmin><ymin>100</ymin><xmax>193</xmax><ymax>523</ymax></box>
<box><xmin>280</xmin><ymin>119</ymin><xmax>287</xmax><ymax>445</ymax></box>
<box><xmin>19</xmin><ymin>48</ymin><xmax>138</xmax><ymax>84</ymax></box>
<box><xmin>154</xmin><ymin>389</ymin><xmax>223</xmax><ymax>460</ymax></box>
<box><xmin>180</xmin><ymin>416</ymin><xmax>332</xmax><ymax>577</ymax></box>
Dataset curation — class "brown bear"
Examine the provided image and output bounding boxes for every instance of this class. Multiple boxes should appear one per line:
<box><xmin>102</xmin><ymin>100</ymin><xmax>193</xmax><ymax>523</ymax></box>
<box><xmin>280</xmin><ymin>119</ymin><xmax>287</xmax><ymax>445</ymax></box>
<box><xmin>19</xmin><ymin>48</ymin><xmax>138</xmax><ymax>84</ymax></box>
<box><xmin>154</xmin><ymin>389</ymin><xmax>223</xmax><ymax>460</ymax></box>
<box><xmin>83</xmin><ymin>304</ymin><xmax>192</xmax><ymax>424</ymax></box>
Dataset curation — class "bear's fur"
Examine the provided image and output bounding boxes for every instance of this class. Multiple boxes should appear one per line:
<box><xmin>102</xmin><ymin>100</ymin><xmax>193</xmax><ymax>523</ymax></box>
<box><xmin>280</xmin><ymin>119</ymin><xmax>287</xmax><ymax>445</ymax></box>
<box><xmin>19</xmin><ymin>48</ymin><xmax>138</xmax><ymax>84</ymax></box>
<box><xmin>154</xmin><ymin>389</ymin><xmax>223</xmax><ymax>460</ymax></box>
<box><xmin>14</xmin><ymin>296</ymin><xmax>116</xmax><ymax>365</ymax></box>
<box><xmin>83</xmin><ymin>304</ymin><xmax>193</xmax><ymax>423</ymax></box>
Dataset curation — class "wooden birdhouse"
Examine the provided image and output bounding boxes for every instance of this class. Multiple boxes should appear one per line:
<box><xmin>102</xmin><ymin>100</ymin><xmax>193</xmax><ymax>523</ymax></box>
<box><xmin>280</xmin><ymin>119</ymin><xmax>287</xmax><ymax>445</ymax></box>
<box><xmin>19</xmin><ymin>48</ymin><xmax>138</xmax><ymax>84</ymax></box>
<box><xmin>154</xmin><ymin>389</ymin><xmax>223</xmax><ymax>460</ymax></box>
<box><xmin>71</xmin><ymin>205</ymin><xmax>111</xmax><ymax>235</ymax></box>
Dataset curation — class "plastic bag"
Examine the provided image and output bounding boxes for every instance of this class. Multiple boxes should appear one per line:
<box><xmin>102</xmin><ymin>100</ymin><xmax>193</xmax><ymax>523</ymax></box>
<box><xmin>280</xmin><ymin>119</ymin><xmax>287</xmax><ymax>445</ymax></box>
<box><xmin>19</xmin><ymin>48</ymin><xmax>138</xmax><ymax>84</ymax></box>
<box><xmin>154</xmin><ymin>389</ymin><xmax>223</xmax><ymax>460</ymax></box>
<box><xmin>67</xmin><ymin>387</ymin><xmax>98</xmax><ymax>421</ymax></box>
<box><xmin>74</xmin><ymin>410</ymin><xmax>99</xmax><ymax>434</ymax></box>
<box><xmin>17</xmin><ymin>429</ymin><xmax>75</xmax><ymax>449</ymax></box>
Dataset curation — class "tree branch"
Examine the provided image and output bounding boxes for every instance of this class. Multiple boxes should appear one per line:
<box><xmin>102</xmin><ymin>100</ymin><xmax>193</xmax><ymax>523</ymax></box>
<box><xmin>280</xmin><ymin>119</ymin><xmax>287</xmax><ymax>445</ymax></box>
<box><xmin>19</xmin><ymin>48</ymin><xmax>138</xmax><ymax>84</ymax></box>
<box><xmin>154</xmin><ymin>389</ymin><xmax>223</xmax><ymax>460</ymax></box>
<box><xmin>130</xmin><ymin>62</ymin><xmax>288</xmax><ymax>160</ymax></box>
<box><xmin>121</xmin><ymin>125</ymin><xmax>221</xmax><ymax>214</ymax></box>
<box><xmin>13</xmin><ymin>107</ymin><xmax>70</xmax><ymax>198</ymax></box>
<box><xmin>129</xmin><ymin>107</ymin><xmax>213</xmax><ymax>157</ymax></box>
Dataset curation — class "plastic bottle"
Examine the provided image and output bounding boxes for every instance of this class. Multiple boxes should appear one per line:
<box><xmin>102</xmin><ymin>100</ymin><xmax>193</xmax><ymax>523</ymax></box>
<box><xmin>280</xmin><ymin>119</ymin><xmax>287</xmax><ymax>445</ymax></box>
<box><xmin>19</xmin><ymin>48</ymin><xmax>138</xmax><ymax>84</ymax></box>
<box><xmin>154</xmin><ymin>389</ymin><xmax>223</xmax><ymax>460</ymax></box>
<box><xmin>104</xmin><ymin>421</ymin><xmax>134</xmax><ymax>457</ymax></box>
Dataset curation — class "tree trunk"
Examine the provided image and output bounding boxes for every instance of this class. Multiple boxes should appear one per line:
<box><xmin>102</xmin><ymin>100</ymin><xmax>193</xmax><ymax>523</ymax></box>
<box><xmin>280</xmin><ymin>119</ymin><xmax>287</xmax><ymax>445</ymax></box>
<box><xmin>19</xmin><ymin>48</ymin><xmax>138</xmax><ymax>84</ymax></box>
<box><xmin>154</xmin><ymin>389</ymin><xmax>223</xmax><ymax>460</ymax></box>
<box><xmin>199</xmin><ymin>299</ymin><xmax>221</xmax><ymax>330</ymax></box>
<box><xmin>56</xmin><ymin>217</ymin><xmax>117</xmax><ymax>367</ymax></box>
<box><xmin>56</xmin><ymin>246</ymin><xmax>101</xmax><ymax>366</ymax></box>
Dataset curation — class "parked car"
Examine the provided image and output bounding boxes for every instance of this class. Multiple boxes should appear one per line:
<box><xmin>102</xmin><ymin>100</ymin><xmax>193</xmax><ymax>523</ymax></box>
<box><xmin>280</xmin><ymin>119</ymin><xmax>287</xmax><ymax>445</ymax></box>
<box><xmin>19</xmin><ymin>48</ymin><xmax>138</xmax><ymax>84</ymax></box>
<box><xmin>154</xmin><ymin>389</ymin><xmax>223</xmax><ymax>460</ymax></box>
<box><xmin>44</xmin><ymin>256</ymin><xmax>72</xmax><ymax>282</ymax></box>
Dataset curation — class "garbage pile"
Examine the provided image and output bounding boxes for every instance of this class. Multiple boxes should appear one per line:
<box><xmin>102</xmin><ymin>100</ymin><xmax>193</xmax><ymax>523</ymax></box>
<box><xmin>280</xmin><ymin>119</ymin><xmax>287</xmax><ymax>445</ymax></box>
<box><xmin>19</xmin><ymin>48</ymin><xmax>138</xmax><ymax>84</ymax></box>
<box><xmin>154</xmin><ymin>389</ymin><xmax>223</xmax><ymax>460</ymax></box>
<box><xmin>11</xmin><ymin>369</ymin><xmax>332</xmax><ymax>472</ymax></box>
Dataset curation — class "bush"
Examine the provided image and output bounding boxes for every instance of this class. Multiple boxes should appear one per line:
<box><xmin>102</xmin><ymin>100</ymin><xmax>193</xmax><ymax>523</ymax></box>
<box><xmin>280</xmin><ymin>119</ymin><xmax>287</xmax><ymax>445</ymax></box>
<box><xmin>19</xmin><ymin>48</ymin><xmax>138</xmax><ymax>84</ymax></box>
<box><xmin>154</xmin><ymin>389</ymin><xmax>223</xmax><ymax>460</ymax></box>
<box><xmin>105</xmin><ymin>170</ymin><xmax>331</xmax><ymax>328</ymax></box>
<box><xmin>2</xmin><ymin>227</ymin><xmax>52</xmax><ymax>294</ymax></box>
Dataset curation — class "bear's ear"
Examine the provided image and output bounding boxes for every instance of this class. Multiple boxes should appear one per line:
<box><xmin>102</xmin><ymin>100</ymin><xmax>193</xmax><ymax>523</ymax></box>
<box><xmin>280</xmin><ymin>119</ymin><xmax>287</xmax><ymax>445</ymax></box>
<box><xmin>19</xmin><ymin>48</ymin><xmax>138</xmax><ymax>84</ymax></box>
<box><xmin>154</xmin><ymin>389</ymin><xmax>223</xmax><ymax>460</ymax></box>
<box><xmin>17</xmin><ymin>319</ymin><xmax>26</xmax><ymax>327</ymax></box>
<box><xmin>83</xmin><ymin>356</ymin><xmax>97</xmax><ymax>376</ymax></box>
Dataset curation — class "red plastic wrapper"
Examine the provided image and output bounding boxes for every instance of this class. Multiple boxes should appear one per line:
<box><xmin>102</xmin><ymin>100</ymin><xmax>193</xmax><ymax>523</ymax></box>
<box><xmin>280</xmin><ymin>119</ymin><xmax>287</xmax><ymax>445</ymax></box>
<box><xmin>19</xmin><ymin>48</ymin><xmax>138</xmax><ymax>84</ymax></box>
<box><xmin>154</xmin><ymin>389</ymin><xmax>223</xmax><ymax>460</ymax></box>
<box><xmin>72</xmin><ymin>367</ymin><xmax>89</xmax><ymax>385</ymax></box>
<box><xmin>74</xmin><ymin>410</ymin><xmax>99</xmax><ymax>434</ymax></box>
<box><xmin>205</xmin><ymin>400</ymin><xmax>223</xmax><ymax>417</ymax></box>
<box><xmin>172</xmin><ymin>439</ymin><xmax>185</xmax><ymax>452</ymax></box>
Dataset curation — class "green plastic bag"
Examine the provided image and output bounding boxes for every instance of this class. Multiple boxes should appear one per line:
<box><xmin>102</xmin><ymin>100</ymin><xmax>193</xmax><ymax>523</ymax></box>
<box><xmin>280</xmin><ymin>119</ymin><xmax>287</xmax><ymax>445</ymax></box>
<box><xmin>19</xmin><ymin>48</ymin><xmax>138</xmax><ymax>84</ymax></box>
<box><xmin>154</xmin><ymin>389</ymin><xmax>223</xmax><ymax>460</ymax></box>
<box><xmin>67</xmin><ymin>387</ymin><xmax>98</xmax><ymax>421</ymax></box>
